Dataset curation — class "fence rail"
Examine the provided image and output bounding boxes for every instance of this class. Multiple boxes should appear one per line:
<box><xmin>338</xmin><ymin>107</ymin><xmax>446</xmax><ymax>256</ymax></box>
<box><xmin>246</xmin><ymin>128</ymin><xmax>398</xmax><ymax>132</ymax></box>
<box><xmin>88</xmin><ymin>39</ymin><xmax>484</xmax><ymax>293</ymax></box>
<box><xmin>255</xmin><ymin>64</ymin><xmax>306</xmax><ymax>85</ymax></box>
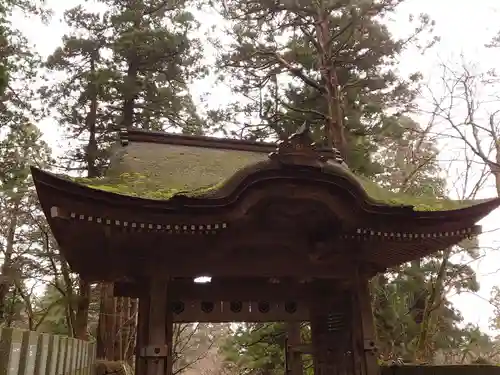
<box><xmin>0</xmin><ymin>327</ymin><xmax>96</xmax><ymax>375</ymax></box>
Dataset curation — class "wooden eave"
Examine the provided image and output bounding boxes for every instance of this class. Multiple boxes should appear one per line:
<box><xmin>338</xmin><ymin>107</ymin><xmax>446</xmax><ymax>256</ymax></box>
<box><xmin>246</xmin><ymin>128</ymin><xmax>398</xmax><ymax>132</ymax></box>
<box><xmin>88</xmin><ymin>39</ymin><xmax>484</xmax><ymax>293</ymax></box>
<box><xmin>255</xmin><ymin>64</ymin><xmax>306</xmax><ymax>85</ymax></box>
<box><xmin>31</xmin><ymin>163</ymin><xmax>500</xmax><ymax>280</ymax></box>
<box><xmin>31</xmin><ymin>159</ymin><xmax>500</xmax><ymax>225</ymax></box>
<box><xmin>31</xmin><ymin>127</ymin><xmax>500</xmax><ymax>280</ymax></box>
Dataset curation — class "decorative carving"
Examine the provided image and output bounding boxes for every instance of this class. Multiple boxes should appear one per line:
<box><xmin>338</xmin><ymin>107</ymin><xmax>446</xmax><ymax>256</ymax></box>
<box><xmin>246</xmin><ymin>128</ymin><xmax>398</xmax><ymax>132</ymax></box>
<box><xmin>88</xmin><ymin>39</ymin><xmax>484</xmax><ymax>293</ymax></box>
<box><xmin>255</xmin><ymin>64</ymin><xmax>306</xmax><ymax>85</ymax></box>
<box><xmin>167</xmin><ymin>300</ymin><xmax>308</xmax><ymax>322</ymax></box>
<box><xmin>249</xmin><ymin>198</ymin><xmax>341</xmax><ymax>234</ymax></box>
<box><xmin>269</xmin><ymin>122</ymin><xmax>328</xmax><ymax>166</ymax></box>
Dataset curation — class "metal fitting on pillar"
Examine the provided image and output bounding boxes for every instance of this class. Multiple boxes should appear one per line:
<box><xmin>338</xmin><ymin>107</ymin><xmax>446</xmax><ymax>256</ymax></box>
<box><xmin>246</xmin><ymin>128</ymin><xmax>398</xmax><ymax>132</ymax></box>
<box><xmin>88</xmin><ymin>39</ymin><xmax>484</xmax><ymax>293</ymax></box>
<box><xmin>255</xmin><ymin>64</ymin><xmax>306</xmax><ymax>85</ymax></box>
<box><xmin>363</xmin><ymin>339</ymin><xmax>378</xmax><ymax>355</ymax></box>
<box><xmin>140</xmin><ymin>345</ymin><xmax>169</xmax><ymax>358</ymax></box>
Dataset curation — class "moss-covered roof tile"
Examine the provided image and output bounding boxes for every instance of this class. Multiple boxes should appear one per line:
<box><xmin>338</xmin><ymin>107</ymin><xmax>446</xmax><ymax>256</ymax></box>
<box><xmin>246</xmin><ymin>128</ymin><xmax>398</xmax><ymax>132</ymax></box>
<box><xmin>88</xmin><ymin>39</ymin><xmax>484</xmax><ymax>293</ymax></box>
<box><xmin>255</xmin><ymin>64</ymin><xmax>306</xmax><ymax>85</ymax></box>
<box><xmin>68</xmin><ymin>140</ymin><xmax>484</xmax><ymax>212</ymax></box>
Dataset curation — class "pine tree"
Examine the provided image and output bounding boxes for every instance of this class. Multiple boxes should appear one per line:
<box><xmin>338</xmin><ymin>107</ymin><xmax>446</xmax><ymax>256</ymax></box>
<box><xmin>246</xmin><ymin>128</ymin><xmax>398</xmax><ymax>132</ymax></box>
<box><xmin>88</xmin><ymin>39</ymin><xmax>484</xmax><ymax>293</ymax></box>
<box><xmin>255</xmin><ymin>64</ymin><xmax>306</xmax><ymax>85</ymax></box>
<box><xmin>0</xmin><ymin>0</ymin><xmax>52</xmax><ymax>329</ymax></box>
<box><xmin>212</xmin><ymin>0</ymin><xmax>433</xmax><ymax>174</ymax></box>
<box><xmin>105</xmin><ymin>0</ymin><xmax>206</xmax><ymax>132</ymax></box>
<box><xmin>0</xmin><ymin>124</ymin><xmax>53</xmax><ymax>327</ymax></box>
<box><xmin>214</xmin><ymin>0</ymin><xmax>479</xmax><ymax>365</ymax></box>
<box><xmin>42</xmin><ymin>0</ymin><xmax>213</xmax><ymax>349</ymax></box>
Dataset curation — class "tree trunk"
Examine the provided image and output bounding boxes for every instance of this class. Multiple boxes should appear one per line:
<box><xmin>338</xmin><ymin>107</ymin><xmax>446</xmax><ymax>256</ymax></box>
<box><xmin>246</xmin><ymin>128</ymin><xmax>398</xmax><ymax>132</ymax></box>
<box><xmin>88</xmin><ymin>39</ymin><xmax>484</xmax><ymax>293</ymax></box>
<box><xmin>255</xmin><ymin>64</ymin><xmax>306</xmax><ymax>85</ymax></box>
<box><xmin>415</xmin><ymin>247</ymin><xmax>452</xmax><ymax>362</ymax></box>
<box><xmin>97</xmin><ymin>282</ymin><xmax>116</xmax><ymax>359</ymax></box>
<box><xmin>121</xmin><ymin>13</ymin><xmax>141</xmax><ymax>129</ymax></box>
<box><xmin>74</xmin><ymin>279</ymin><xmax>91</xmax><ymax>339</ymax></box>
<box><xmin>0</xmin><ymin>199</ymin><xmax>20</xmax><ymax>324</ymax></box>
<box><xmin>86</xmin><ymin>50</ymin><xmax>100</xmax><ymax>178</ymax></box>
<box><xmin>122</xmin><ymin>59</ymin><xmax>139</xmax><ymax>129</ymax></box>
<box><xmin>70</xmin><ymin>49</ymin><xmax>100</xmax><ymax>341</ymax></box>
<box><xmin>60</xmin><ymin>258</ymin><xmax>77</xmax><ymax>337</ymax></box>
<box><xmin>315</xmin><ymin>6</ymin><xmax>347</xmax><ymax>158</ymax></box>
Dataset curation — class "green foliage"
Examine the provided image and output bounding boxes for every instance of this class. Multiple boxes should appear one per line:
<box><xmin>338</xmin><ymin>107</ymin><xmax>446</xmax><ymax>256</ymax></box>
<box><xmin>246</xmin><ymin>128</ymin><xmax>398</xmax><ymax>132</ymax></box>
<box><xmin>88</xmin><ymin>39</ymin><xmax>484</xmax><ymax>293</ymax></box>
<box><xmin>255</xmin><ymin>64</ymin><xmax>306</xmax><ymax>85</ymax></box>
<box><xmin>0</xmin><ymin>124</ymin><xmax>54</xmax><ymax>329</ymax></box>
<box><xmin>104</xmin><ymin>0</ymin><xmax>206</xmax><ymax>132</ymax></box>
<box><xmin>0</xmin><ymin>1</ymin><xmax>45</xmax><ymax>134</ymax></box>
<box><xmin>372</xmin><ymin>256</ymin><xmax>481</xmax><ymax>361</ymax></box>
<box><xmin>34</xmin><ymin>285</ymin><xmax>71</xmax><ymax>335</ymax></box>
<box><xmin>210</xmin><ymin>0</ymin><xmax>435</xmax><ymax>176</ymax></box>
<box><xmin>42</xmin><ymin>0</ymin><xmax>208</xmax><ymax>176</ymax></box>
<box><xmin>40</xmin><ymin>5</ymin><xmax>114</xmax><ymax>175</ymax></box>
<box><xmin>0</xmin><ymin>0</ymin><xmax>47</xmax><ymax>98</ymax></box>
<box><xmin>213</xmin><ymin>0</ymin><xmax>483</xmax><ymax>368</ymax></box>
<box><xmin>489</xmin><ymin>287</ymin><xmax>500</xmax><ymax>333</ymax></box>
<box><xmin>221</xmin><ymin>323</ymin><xmax>288</xmax><ymax>375</ymax></box>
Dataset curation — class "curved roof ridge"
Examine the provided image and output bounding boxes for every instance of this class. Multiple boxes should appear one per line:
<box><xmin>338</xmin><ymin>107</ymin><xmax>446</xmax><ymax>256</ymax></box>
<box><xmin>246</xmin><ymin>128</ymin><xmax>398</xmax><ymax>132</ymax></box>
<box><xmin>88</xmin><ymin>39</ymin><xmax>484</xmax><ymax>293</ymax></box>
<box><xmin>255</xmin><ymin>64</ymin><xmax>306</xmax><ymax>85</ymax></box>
<box><xmin>118</xmin><ymin>127</ymin><xmax>343</xmax><ymax>160</ymax></box>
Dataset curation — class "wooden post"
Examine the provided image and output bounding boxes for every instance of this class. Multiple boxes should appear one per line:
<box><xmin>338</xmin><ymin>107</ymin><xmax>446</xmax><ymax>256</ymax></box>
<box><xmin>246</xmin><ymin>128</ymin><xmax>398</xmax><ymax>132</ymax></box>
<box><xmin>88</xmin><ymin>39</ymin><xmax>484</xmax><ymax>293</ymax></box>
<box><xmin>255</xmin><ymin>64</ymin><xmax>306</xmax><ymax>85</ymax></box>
<box><xmin>96</xmin><ymin>282</ymin><xmax>115</xmax><ymax>360</ymax></box>
<box><xmin>286</xmin><ymin>323</ymin><xmax>303</xmax><ymax>375</ymax></box>
<box><xmin>136</xmin><ymin>295</ymin><xmax>147</xmax><ymax>375</ymax></box>
<box><xmin>165</xmin><ymin>299</ymin><xmax>173</xmax><ymax>375</ymax></box>
<box><xmin>353</xmin><ymin>272</ymin><xmax>379</xmax><ymax>375</ymax></box>
<box><xmin>136</xmin><ymin>277</ymin><xmax>170</xmax><ymax>375</ymax></box>
<box><xmin>310</xmin><ymin>275</ymin><xmax>380</xmax><ymax>375</ymax></box>
<box><xmin>310</xmin><ymin>288</ymin><xmax>355</xmax><ymax>375</ymax></box>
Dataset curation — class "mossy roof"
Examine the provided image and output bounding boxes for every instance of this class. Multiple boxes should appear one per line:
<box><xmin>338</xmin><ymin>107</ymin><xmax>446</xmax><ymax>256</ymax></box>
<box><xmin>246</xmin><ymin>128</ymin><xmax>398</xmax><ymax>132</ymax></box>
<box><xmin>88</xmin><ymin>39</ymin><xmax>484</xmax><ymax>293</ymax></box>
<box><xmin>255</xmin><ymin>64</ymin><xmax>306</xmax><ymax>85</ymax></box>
<box><xmin>68</xmin><ymin>138</ymin><xmax>486</xmax><ymax>212</ymax></box>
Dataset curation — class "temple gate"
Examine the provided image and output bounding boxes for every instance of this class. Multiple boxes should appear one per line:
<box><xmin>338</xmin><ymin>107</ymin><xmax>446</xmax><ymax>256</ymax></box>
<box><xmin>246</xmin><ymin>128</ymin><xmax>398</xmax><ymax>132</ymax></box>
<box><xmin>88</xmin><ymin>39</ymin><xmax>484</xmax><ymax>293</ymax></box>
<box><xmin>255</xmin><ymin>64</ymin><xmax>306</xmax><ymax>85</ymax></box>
<box><xmin>31</xmin><ymin>125</ymin><xmax>500</xmax><ymax>375</ymax></box>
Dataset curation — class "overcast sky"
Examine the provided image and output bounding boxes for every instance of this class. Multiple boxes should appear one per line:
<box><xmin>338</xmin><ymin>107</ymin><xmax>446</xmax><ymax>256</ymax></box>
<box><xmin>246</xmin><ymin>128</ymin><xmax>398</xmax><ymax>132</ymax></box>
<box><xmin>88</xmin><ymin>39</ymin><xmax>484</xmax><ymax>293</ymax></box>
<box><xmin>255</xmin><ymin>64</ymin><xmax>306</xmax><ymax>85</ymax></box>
<box><xmin>13</xmin><ymin>0</ymin><xmax>500</xmax><ymax>333</ymax></box>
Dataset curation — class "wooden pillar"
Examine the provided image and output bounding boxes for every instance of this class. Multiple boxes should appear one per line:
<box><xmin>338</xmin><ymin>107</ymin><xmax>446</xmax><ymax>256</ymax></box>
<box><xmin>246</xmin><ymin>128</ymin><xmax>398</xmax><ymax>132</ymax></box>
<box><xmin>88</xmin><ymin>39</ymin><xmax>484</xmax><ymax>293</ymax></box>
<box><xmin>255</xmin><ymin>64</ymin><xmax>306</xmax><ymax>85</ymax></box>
<box><xmin>310</xmin><ymin>275</ymin><xmax>379</xmax><ymax>375</ymax></box>
<box><xmin>285</xmin><ymin>323</ymin><xmax>303</xmax><ymax>375</ymax></box>
<box><xmin>354</xmin><ymin>273</ymin><xmax>379</xmax><ymax>375</ymax></box>
<box><xmin>310</xmin><ymin>289</ymin><xmax>354</xmax><ymax>375</ymax></box>
<box><xmin>135</xmin><ymin>278</ymin><xmax>171</xmax><ymax>375</ymax></box>
<box><xmin>165</xmin><ymin>299</ymin><xmax>173</xmax><ymax>375</ymax></box>
<box><xmin>115</xmin><ymin>297</ymin><xmax>124</xmax><ymax>361</ymax></box>
<box><xmin>96</xmin><ymin>282</ymin><xmax>116</xmax><ymax>360</ymax></box>
<box><xmin>135</xmin><ymin>293</ymin><xmax>148</xmax><ymax>375</ymax></box>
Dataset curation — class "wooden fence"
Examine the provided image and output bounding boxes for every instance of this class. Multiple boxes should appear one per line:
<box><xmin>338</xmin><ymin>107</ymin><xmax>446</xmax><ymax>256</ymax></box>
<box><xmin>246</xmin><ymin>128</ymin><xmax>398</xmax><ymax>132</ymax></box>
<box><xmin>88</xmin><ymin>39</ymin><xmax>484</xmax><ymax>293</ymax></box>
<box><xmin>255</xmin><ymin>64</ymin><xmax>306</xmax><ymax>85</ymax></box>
<box><xmin>0</xmin><ymin>327</ymin><xmax>96</xmax><ymax>375</ymax></box>
<box><xmin>381</xmin><ymin>365</ymin><xmax>500</xmax><ymax>375</ymax></box>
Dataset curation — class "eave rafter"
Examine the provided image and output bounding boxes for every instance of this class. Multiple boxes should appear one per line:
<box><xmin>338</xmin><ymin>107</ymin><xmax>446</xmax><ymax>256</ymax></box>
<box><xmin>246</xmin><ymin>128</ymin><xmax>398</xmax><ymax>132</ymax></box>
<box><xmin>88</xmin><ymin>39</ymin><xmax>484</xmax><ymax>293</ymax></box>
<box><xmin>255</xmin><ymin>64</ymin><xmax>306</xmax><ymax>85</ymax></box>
<box><xmin>50</xmin><ymin>203</ymin><xmax>480</xmax><ymax>241</ymax></box>
<box><xmin>30</xmin><ymin>125</ymin><xmax>500</xmax><ymax>279</ymax></box>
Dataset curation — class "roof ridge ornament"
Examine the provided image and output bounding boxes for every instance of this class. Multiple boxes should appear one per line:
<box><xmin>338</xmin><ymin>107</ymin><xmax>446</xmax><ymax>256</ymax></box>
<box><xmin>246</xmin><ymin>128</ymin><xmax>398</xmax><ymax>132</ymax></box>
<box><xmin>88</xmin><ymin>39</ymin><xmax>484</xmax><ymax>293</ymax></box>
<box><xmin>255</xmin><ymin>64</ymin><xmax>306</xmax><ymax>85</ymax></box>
<box><xmin>269</xmin><ymin>122</ymin><xmax>345</xmax><ymax>167</ymax></box>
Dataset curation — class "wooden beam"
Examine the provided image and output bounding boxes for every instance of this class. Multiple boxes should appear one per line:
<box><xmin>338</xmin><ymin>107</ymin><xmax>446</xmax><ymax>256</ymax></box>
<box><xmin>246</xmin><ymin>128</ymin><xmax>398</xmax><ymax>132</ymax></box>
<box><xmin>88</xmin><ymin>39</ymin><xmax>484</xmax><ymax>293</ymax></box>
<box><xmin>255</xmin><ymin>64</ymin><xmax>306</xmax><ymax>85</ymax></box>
<box><xmin>79</xmin><ymin>253</ymin><xmax>357</xmax><ymax>280</ymax></box>
<box><xmin>113</xmin><ymin>279</ymin><xmax>327</xmax><ymax>301</ymax></box>
<box><xmin>139</xmin><ymin>278</ymin><xmax>170</xmax><ymax>375</ymax></box>
<box><xmin>116</xmin><ymin>280</ymin><xmax>366</xmax><ymax>323</ymax></box>
<box><xmin>286</xmin><ymin>323</ymin><xmax>304</xmax><ymax>375</ymax></box>
<box><xmin>170</xmin><ymin>300</ymin><xmax>308</xmax><ymax>323</ymax></box>
<box><xmin>354</xmin><ymin>273</ymin><xmax>379</xmax><ymax>375</ymax></box>
<box><xmin>142</xmin><ymin>254</ymin><xmax>356</xmax><ymax>279</ymax></box>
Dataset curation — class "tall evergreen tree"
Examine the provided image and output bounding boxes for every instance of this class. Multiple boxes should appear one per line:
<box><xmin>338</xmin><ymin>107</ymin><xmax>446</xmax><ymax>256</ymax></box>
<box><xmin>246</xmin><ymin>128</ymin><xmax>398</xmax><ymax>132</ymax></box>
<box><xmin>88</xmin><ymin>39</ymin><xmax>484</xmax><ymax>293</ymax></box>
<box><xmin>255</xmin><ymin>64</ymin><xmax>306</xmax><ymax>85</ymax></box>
<box><xmin>105</xmin><ymin>0</ymin><xmax>206</xmax><ymax>132</ymax></box>
<box><xmin>0</xmin><ymin>0</ymin><xmax>48</xmax><ymax>100</ymax></box>
<box><xmin>212</xmin><ymin>0</ymin><xmax>434</xmax><ymax>174</ymax></box>
<box><xmin>0</xmin><ymin>124</ymin><xmax>53</xmax><ymax>328</ymax></box>
<box><xmin>214</xmin><ymin>0</ymin><xmax>481</xmax><ymax>368</ymax></box>
<box><xmin>41</xmin><ymin>0</ymin><xmax>212</xmax><ymax>348</ymax></box>
<box><xmin>0</xmin><ymin>0</ymin><xmax>52</xmax><ymax>330</ymax></box>
<box><xmin>42</xmin><ymin>6</ymin><xmax>113</xmax><ymax>176</ymax></box>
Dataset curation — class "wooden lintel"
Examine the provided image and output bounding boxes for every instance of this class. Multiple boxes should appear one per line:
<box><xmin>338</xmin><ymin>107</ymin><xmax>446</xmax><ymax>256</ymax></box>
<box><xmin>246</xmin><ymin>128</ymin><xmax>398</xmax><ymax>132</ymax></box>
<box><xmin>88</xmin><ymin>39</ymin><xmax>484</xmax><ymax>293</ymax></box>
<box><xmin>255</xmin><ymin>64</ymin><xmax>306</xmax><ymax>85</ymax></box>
<box><xmin>113</xmin><ymin>279</ymin><xmax>326</xmax><ymax>301</ymax></box>
<box><xmin>144</xmin><ymin>255</ymin><xmax>355</xmax><ymax>279</ymax></box>
<box><xmin>171</xmin><ymin>300</ymin><xmax>309</xmax><ymax>323</ymax></box>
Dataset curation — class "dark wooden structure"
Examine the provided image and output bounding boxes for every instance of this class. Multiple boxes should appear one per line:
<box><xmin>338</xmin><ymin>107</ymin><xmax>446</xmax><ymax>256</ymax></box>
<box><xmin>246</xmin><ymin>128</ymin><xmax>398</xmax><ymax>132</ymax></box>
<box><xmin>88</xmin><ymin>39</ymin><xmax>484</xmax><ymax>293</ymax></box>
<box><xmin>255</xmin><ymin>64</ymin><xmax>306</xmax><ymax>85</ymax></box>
<box><xmin>31</xmin><ymin>126</ymin><xmax>500</xmax><ymax>375</ymax></box>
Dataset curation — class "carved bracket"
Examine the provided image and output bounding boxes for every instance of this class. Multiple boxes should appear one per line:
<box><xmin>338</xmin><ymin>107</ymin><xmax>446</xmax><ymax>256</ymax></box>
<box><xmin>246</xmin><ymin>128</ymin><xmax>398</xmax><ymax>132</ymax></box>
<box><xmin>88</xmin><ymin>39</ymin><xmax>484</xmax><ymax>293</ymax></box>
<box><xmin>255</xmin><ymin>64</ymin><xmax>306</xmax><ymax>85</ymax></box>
<box><xmin>269</xmin><ymin>122</ymin><xmax>328</xmax><ymax>167</ymax></box>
